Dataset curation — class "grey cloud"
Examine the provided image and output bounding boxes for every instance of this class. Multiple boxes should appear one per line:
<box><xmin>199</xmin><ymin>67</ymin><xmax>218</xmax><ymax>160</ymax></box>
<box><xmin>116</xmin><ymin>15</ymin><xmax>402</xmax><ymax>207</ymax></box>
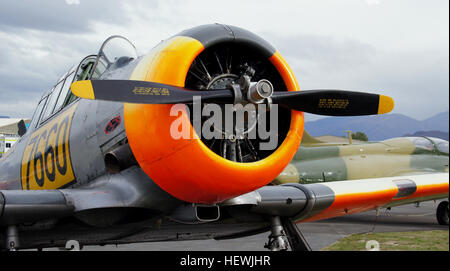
<box><xmin>267</xmin><ymin>33</ymin><xmax>377</xmax><ymax>75</ymax></box>
<box><xmin>0</xmin><ymin>0</ymin><xmax>447</xmax><ymax>122</ymax></box>
<box><xmin>0</xmin><ymin>0</ymin><xmax>130</xmax><ymax>33</ymax></box>
<box><xmin>358</xmin><ymin>49</ymin><xmax>449</xmax><ymax>120</ymax></box>
<box><xmin>264</xmin><ymin>32</ymin><xmax>448</xmax><ymax>120</ymax></box>
<box><xmin>0</xmin><ymin>29</ymin><xmax>103</xmax><ymax>118</ymax></box>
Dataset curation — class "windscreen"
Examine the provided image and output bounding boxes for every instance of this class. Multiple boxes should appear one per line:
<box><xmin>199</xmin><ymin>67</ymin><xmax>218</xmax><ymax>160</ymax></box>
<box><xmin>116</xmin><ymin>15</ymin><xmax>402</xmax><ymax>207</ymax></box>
<box><xmin>428</xmin><ymin>137</ymin><xmax>449</xmax><ymax>154</ymax></box>
<box><xmin>98</xmin><ymin>36</ymin><xmax>138</xmax><ymax>65</ymax></box>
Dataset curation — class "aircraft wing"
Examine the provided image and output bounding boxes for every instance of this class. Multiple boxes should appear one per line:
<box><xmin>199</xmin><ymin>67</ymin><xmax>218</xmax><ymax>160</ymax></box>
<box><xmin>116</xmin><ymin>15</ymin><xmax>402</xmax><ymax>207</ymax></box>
<box><xmin>0</xmin><ymin>189</ymin><xmax>74</xmax><ymax>226</ymax></box>
<box><xmin>0</xmin><ymin>170</ymin><xmax>447</xmax><ymax>250</ymax></box>
<box><xmin>0</xmin><ymin>167</ymin><xmax>180</xmax><ymax>226</ymax></box>
<box><xmin>223</xmin><ymin>172</ymin><xmax>449</xmax><ymax>223</ymax></box>
<box><xmin>1</xmin><ymin>168</ymin><xmax>447</xmax><ymax>235</ymax></box>
<box><xmin>302</xmin><ymin>172</ymin><xmax>448</xmax><ymax>222</ymax></box>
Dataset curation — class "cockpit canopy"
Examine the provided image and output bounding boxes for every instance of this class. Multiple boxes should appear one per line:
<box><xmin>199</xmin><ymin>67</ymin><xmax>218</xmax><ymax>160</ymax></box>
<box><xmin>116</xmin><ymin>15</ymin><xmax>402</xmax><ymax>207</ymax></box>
<box><xmin>28</xmin><ymin>36</ymin><xmax>137</xmax><ymax>133</ymax></box>
<box><xmin>75</xmin><ymin>35</ymin><xmax>138</xmax><ymax>82</ymax></box>
<box><xmin>406</xmin><ymin>137</ymin><xmax>449</xmax><ymax>155</ymax></box>
<box><xmin>99</xmin><ymin>35</ymin><xmax>138</xmax><ymax>67</ymax></box>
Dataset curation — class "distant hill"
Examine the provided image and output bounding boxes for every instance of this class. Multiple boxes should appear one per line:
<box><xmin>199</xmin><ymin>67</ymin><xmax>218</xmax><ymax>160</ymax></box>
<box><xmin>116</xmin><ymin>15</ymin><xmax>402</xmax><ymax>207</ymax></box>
<box><xmin>420</xmin><ymin>111</ymin><xmax>449</xmax><ymax>132</ymax></box>
<box><xmin>305</xmin><ymin>111</ymin><xmax>449</xmax><ymax>141</ymax></box>
<box><xmin>403</xmin><ymin>131</ymin><xmax>449</xmax><ymax>140</ymax></box>
<box><xmin>0</xmin><ymin>116</ymin><xmax>10</xmax><ymax>118</ymax></box>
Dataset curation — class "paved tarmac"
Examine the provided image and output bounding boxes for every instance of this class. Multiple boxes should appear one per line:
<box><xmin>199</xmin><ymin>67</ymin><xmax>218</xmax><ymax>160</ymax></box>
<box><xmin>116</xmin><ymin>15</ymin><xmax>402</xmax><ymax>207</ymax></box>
<box><xmin>80</xmin><ymin>200</ymin><xmax>449</xmax><ymax>251</ymax></box>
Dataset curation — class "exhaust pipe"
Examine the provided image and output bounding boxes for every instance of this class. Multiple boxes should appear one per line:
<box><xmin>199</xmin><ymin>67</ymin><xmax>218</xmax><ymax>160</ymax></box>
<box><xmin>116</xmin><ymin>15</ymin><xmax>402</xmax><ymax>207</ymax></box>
<box><xmin>169</xmin><ymin>203</ymin><xmax>220</xmax><ymax>224</ymax></box>
<box><xmin>104</xmin><ymin>143</ymin><xmax>137</xmax><ymax>173</ymax></box>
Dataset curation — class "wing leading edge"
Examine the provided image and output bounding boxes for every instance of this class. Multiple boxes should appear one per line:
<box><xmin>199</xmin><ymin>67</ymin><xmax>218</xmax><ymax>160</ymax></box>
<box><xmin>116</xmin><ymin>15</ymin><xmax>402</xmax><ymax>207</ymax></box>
<box><xmin>222</xmin><ymin>172</ymin><xmax>448</xmax><ymax>223</ymax></box>
<box><xmin>1</xmin><ymin>171</ymin><xmax>447</xmax><ymax>232</ymax></box>
<box><xmin>301</xmin><ymin>172</ymin><xmax>448</xmax><ymax>222</ymax></box>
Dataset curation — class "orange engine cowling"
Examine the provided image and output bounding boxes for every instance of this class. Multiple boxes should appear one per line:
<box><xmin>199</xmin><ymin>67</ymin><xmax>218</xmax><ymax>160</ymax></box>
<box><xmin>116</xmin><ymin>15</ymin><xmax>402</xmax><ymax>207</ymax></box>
<box><xmin>124</xmin><ymin>24</ymin><xmax>304</xmax><ymax>204</ymax></box>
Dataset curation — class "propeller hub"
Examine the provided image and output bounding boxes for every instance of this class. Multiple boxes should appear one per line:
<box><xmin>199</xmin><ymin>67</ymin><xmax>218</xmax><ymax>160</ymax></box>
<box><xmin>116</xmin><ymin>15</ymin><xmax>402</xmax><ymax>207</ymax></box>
<box><xmin>239</xmin><ymin>75</ymin><xmax>274</xmax><ymax>104</ymax></box>
<box><xmin>256</xmin><ymin>80</ymin><xmax>274</xmax><ymax>98</ymax></box>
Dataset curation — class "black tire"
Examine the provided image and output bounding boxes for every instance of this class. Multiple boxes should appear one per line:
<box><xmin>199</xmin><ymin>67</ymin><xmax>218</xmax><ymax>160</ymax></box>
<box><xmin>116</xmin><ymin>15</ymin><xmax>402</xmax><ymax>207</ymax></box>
<box><xmin>436</xmin><ymin>201</ymin><xmax>449</xmax><ymax>226</ymax></box>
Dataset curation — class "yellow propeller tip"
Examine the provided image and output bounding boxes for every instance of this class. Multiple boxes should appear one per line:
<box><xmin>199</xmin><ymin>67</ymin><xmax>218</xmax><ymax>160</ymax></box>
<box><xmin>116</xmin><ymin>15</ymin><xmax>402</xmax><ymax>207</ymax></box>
<box><xmin>378</xmin><ymin>94</ymin><xmax>394</xmax><ymax>114</ymax></box>
<box><xmin>71</xmin><ymin>80</ymin><xmax>95</xmax><ymax>100</ymax></box>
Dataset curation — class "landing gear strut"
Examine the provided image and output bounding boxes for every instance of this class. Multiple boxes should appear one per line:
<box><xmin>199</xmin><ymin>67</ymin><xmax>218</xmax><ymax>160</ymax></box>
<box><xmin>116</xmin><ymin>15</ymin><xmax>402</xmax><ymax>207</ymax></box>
<box><xmin>265</xmin><ymin>216</ymin><xmax>312</xmax><ymax>251</ymax></box>
<box><xmin>436</xmin><ymin>201</ymin><xmax>449</xmax><ymax>225</ymax></box>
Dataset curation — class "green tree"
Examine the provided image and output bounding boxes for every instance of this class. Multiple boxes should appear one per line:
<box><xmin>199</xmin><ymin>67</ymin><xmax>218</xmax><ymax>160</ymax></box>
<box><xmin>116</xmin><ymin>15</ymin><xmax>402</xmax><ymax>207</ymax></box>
<box><xmin>352</xmin><ymin>131</ymin><xmax>368</xmax><ymax>141</ymax></box>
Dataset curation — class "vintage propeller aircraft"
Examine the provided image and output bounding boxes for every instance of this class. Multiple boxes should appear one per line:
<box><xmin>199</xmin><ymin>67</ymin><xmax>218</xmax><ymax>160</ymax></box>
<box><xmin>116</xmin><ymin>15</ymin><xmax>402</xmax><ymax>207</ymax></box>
<box><xmin>0</xmin><ymin>24</ymin><xmax>448</xmax><ymax>251</ymax></box>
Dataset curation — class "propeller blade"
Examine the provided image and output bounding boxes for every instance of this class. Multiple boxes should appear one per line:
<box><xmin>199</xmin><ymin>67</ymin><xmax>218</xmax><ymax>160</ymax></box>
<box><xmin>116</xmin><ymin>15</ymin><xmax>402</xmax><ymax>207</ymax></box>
<box><xmin>72</xmin><ymin>80</ymin><xmax>393</xmax><ymax>116</ymax></box>
<box><xmin>271</xmin><ymin>89</ymin><xmax>394</xmax><ymax>116</ymax></box>
<box><xmin>71</xmin><ymin>80</ymin><xmax>234</xmax><ymax>104</ymax></box>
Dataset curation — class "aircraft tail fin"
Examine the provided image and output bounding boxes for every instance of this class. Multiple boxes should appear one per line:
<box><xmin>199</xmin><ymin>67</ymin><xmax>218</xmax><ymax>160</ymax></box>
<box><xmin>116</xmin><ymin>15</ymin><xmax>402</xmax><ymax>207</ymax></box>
<box><xmin>301</xmin><ymin>131</ymin><xmax>325</xmax><ymax>145</ymax></box>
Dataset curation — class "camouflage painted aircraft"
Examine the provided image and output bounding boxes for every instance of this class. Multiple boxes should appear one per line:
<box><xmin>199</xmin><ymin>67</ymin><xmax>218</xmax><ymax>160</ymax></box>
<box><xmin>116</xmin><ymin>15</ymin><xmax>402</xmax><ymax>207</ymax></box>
<box><xmin>0</xmin><ymin>24</ymin><xmax>448</xmax><ymax>251</ymax></box>
<box><xmin>275</xmin><ymin>132</ymin><xmax>449</xmax><ymax>224</ymax></box>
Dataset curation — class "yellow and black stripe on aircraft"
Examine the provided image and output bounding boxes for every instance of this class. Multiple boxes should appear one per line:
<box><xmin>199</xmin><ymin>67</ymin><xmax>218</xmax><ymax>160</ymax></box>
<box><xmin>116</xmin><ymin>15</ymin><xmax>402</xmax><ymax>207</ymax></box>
<box><xmin>20</xmin><ymin>105</ymin><xmax>78</xmax><ymax>190</ymax></box>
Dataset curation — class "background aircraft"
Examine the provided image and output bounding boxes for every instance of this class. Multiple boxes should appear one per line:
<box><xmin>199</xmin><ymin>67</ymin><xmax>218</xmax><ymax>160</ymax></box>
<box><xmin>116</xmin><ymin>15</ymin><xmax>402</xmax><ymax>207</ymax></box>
<box><xmin>0</xmin><ymin>24</ymin><xmax>447</xmax><ymax>251</ymax></box>
<box><xmin>275</xmin><ymin>131</ymin><xmax>449</xmax><ymax>225</ymax></box>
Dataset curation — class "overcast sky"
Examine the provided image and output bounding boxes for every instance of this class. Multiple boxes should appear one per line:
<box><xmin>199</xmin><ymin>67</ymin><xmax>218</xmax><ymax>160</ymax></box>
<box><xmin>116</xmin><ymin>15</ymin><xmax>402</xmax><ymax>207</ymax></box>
<box><xmin>0</xmin><ymin>0</ymin><xmax>448</xmax><ymax>121</ymax></box>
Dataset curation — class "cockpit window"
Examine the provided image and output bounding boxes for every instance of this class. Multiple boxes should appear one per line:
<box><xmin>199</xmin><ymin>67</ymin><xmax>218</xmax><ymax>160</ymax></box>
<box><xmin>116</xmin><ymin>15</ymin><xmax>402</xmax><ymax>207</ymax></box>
<box><xmin>437</xmin><ymin>142</ymin><xmax>449</xmax><ymax>154</ymax></box>
<box><xmin>29</xmin><ymin>96</ymin><xmax>48</xmax><ymax>130</ymax></box>
<box><xmin>427</xmin><ymin>137</ymin><xmax>449</xmax><ymax>154</ymax></box>
<box><xmin>76</xmin><ymin>56</ymin><xmax>96</xmax><ymax>81</ymax></box>
<box><xmin>34</xmin><ymin>36</ymin><xmax>137</xmax><ymax>120</ymax></box>
<box><xmin>90</xmin><ymin>35</ymin><xmax>137</xmax><ymax>76</ymax></box>
<box><xmin>73</xmin><ymin>54</ymin><xmax>108</xmax><ymax>83</ymax></box>
<box><xmin>406</xmin><ymin>137</ymin><xmax>434</xmax><ymax>151</ymax></box>
<box><xmin>40</xmin><ymin>80</ymin><xmax>64</xmax><ymax>122</ymax></box>
<box><xmin>99</xmin><ymin>35</ymin><xmax>137</xmax><ymax>66</ymax></box>
<box><xmin>406</xmin><ymin>136</ymin><xmax>449</xmax><ymax>154</ymax></box>
<box><xmin>91</xmin><ymin>58</ymin><xmax>107</xmax><ymax>79</ymax></box>
<box><xmin>72</xmin><ymin>36</ymin><xmax>137</xmax><ymax>84</ymax></box>
<box><xmin>54</xmin><ymin>72</ymin><xmax>76</xmax><ymax>113</ymax></box>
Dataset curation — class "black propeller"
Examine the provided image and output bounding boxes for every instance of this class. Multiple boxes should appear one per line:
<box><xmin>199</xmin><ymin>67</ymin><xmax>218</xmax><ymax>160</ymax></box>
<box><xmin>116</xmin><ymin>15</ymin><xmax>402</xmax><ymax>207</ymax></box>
<box><xmin>71</xmin><ymin>79</ymin><xmax>394</xmax><ymax>116</ymax></box>
<box><xmin>271</xmin><ymin>89</ymin><xmax>392</xmax><ymax>116</ymax></box>
<box><xmin>71</xmin><ymin>80</ymin><xmax>234</xmax><ymax>105</ymax></box>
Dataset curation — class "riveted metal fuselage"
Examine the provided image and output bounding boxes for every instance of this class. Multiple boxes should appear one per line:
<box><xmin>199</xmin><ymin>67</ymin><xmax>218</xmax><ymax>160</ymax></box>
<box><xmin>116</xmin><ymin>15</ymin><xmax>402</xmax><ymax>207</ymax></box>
<box><xmin>0</xmin><ymin>59</ymin><xmax>139</xmax><ymax>191</ymax></box>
